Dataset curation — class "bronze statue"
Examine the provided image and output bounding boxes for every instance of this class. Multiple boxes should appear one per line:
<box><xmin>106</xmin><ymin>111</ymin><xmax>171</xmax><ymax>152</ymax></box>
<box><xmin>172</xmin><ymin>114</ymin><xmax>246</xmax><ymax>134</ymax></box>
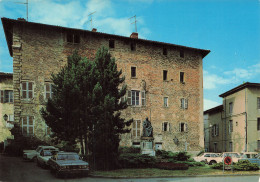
<box><xmin>142</xmin><ymin>117</ymin><xmax>153</xmax><ymax>137</ymax></box>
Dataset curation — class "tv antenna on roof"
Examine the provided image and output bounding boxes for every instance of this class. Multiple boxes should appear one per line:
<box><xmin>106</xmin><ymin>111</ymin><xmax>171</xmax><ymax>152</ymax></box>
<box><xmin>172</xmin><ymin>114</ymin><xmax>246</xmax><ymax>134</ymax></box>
<box><xmin>15</xmin><ymin>0</ymin><xmax>28</xmax><ymax>21</ymax></box>
<box><xmin>88</xmin><ymin>11</ymin><xmax>96</xmax><ymax>30</ymax></box>
<box><xmin>128</xmin><ymin>15</ymin><xmax>138</xmax><ymax>32</ymax></box>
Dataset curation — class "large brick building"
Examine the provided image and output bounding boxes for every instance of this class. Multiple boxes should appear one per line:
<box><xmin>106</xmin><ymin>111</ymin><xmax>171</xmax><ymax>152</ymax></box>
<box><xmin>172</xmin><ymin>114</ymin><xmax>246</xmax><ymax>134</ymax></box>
<box><xmin>2</xmin><ymin>17</ymin><xmax>210</xmax><ymax>153</ymax></box>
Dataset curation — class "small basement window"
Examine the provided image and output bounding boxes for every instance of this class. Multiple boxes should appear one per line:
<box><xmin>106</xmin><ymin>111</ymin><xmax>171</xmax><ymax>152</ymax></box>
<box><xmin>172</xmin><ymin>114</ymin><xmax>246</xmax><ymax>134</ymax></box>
<box><xmin>109</xmin><ymin>40</ymin><xmax>115</xmax><ymax>48</ymax></box>
<box><xmin>163</xmin><ymin>48</ymin><xmax>167</xmax><ymax>56</ymax></box>
<box><xmin>131</xmin><ymin>67</ymin><xmax>136</xmax><ymax>78</ymax></box>
<box><xmin>131</xmin><ymin>43</ymin><xmax>136</xmax><ymax>51</ymax></box>
<box><xmin>180</xmin><ymin>72</ymin><xmax>184</xmax><ymax>83</ymax></box>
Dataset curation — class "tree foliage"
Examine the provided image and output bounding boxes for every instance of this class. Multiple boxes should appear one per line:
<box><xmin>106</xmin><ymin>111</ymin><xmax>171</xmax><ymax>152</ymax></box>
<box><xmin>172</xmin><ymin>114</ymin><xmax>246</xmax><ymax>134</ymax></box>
<box><xmin>41</xmin><ymin>47</ymin><xmax>133</xmax><ymax>170</ymax></box>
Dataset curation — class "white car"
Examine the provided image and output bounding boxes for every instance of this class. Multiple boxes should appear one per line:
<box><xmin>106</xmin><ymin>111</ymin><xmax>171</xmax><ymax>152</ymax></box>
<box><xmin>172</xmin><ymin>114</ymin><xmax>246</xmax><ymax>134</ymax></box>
<box><xmin>23</xmin><ymin>146</ymin><xmax>58</xmax><ymax>161</ymax></box>
<box><xmin>37</xmin><ymin>149</ymin><xmax>58</xmax><ymax>168</ymax></box>
<box><xmin>214</xmin><ymin>152</ymin><xmax>241</xmax><ymax>164</ymax></box>
<box><xmin>193</xmin><ymin>153</ymin><xmax>221</xmax><ymax>165</ymax></box>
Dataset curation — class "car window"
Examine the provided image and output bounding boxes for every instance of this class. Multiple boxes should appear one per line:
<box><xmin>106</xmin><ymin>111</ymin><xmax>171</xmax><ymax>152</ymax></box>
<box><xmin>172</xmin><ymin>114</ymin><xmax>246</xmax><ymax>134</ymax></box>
<box><xmin>57</xmin><ymin>154</ymin><xmax>80</xmax><ymax>160</ymax></box>
<box><xmin>204</xmin><ymin>154</ymin><xmax>210</xmax><ymax>157</ymax></box>
<box><xmin>36</xmin><ymin>147</ymin><xmax>42</xmax><ymax>152</ymax></box>
<box><xmin>44</xmin><ymin>151</ymin><xmax>52</xmax><ymax>156</ymax></box>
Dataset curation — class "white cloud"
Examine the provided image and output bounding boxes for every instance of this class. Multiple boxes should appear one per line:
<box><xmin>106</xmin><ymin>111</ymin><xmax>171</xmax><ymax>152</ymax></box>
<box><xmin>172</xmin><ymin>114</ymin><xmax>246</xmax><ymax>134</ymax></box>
<box><xmin>203</xmin><ymin>70</ymin><xmax>232</xmax><ymax>89</ymax></box>
<box><xmin>204</xmin><ymin>61</ymin><xmax>260</xmax><ymax>90</ymax></box>
<box><xmin>204</xmin><ymin>99</ymin><xmax>221</xmax><ymax>111</ymax></box>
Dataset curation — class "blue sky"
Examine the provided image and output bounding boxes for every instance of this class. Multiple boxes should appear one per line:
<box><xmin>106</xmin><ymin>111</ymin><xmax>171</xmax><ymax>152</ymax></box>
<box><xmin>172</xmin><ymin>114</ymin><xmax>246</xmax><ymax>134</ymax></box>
<box><xmin>0</xmin><ymin>0</ymin><xmax>260</xmax><ymax>111</ymax></box>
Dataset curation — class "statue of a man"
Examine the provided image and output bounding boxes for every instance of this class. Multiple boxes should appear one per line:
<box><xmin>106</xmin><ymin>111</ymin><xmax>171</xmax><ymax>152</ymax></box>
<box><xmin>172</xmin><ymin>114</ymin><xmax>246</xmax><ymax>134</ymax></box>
<box><xmin>142</xmin><ymin>117</ymin><xmax>153</xmax><ymax>137</ymax></box>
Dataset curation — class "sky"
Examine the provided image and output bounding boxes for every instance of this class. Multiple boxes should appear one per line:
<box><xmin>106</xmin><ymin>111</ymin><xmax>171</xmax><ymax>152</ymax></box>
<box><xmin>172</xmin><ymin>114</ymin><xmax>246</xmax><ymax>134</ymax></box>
<box><xmin>0</xmin><ymin>0</ymin><xmax>259</xmax><ymax>111</ymax></box>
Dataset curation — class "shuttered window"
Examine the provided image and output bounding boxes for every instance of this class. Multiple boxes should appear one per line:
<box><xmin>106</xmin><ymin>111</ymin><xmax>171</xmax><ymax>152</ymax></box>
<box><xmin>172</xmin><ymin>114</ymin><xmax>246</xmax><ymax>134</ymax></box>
<box><xmin>127</xmin><ymin>90</ymin><xmax>146</xmax><ymax>106</ymax></box>
<box><xmin>179</xmin><ymin>122</ymin><xmax>187</xmax><ymax>132</ymax></box>
<box><xmin>22</xmin><ymin>116</ymin><xmax>34</xmax><ymax>136</ymax></box>
<box><xmin>257</xmin><ymin>97</ymin><xmax>260</xmax><ymax>109</ymax></box>
<box><xmin>0</xmin><ymin>90</ymin><xmax>13</xmax><ymax>103</ymax></box>
<box><xmin>0</xmin><ymin>90</ymin><xmax>4</xmax><ymax>103</ymax></box>
<box><xmin>229</xmin><ymin>120</ymin><xmax>233</xmax><ymax>133</ymax></box>
<box><xmin>22</xmin><ymin>82</ymin><xmax>33</xmax><ymax>99</ymax></box>
<box><xmin>212</xmin><ymin>124</ymin><xmax>219</xmax><ymax>137</ymax></box>
<box><xmin>132</xmin><ymin>120</ymin><xmax>141</xmax><ymax>138</ymax></box>
<box><xmin>162</xmin><ymin>122</ymin><xmax>170</xmax><ymax>131</ymax></box>
<box><xmin>181</xmin><ymin>98</ymin><xmax>188</xmax><ymax>109</ymax></box>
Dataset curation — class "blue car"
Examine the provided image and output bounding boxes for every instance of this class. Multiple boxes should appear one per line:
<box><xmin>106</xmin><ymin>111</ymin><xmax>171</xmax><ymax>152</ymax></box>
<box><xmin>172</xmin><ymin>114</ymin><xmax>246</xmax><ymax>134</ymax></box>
<box><xmin>238</xmin><ymin>154</ymin><xmax>260</xmax><ymax>166</ymax></box>
<box><xmin>48</xmin><ymin>152</ymin><xmax>89</xmax><ymax>177</ymax></box>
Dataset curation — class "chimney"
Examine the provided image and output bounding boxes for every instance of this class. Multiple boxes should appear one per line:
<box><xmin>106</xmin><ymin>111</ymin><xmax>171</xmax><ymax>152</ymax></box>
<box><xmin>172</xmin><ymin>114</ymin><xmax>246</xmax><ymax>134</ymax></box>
<box><xmin>17</xmin><ymin>18</ymin><xmax>26</xmax><ymax>21</ymax></box>
<box><xmin>130</xmin><ymin>32</ymin><xmax>138</xmax><ymax>39</ymax></box>
<box><xmin>92</xmin><ymin>28</ymin><xmax>97</xmax><ymax>32</ymax></box>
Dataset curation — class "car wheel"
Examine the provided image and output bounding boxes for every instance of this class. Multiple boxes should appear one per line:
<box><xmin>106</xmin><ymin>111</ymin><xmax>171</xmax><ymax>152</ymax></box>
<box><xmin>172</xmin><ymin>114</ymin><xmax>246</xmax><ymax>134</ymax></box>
<box><xmin>209</xmin><ymin>160</ymin><xmax>216</xmax><ymax>165</ymax></box>
<box><xmin>33</xmin><ymin>157</ymin><xmax>37</xmax><ymax>162</ymax></box>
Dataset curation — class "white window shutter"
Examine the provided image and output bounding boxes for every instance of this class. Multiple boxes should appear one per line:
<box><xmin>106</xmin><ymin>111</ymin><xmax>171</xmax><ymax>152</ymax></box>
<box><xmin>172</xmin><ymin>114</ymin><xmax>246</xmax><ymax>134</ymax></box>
<box><xmin>179</xmin><ymin>123</ymin><xmax>181</xmax><ymax>132</ymax></box>
<box><xmin>162</xmin><ymin>123</ymin><xmax>164</xmax><ymax>131</ymax></box>
<box><xmin>127</xmin><ymin>90</ymin><xmax>131</xmax><ymax>105</ymax></box>
<box><xmin>185</xmin><ymin>99</ymin><xmax>188</xmax><ymax>109</ymax></box>
<box><xmin>168</xmin><ymin>123</ymin><xmax>170</xmax><ymax>131</ymax></box>
<box><xmin>216</xmin><ymin>124</ymin><xmax>219</xmax><ymax>136</ymax></box>
<box><xmin>141</xmin><ymin>91</ymin><xmax>146</xmax><ymax>106</ymax></box>
<box><xmin>185</xmin><ymin>123</ymin><xmax>188</xmax><ymax>132</ymax></box>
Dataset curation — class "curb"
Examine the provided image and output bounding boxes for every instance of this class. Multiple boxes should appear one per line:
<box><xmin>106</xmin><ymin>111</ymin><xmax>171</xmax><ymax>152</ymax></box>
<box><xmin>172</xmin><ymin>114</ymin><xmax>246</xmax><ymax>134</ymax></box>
<box><xmin>89</xmin><ymin>173</ymin><xmax>260</xmax><ymax>179</ymax></box>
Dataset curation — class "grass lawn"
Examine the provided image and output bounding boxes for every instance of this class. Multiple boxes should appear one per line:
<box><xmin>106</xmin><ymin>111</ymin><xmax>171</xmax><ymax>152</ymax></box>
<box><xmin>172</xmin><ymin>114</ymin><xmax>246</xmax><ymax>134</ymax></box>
<box><xmin>92</xmin><ymin>165</ymin><xmax>260</xmax><ymax>177</ymax></box>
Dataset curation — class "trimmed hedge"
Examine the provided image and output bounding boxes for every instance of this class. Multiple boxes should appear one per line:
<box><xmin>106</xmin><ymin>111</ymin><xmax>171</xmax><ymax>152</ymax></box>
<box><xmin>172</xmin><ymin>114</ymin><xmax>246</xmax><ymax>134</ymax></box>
<box><xmin>211</xmin><ymin>160</ymin><xmax>259</xmax><ymax>171</ymax></box>
<box><xmin>119</xmin><ymin>146</ymin><xmax>140</xmax><ymax>154</ymax></box>
<box><xmin>118</xmin><ymin>153</ymin><xmax>156</xmax><ymax>168</ymax></box>
<box><xmin>156</xmin><ymin>162</ymin><xmax>189</xmax><ymax>170</ymax></box>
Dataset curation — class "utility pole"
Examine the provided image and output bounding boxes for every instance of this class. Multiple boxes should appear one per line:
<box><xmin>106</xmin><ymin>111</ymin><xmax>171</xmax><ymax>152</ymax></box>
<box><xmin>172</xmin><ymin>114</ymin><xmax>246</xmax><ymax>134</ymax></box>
<box><xmin>88</xmin><ymin>11</ymin><xmax>96</xmax><ymax>30</ymax></box>
<box><xmin>15</xmin><ymin>0</ymin><xmax>29</xmax><ymax>21</ymax></box>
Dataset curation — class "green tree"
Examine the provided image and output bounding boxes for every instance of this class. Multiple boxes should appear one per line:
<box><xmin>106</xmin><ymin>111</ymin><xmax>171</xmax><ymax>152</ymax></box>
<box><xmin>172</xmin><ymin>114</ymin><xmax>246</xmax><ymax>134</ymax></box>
<box><xmin>41</xmin><ymin>47</ymin><xmax>133</xmax><ymax>170</ymax></box>
<box><xmin>91</xmin><ymin>47</ymin><xmax>133</xmax><ymax>170</ymax></box>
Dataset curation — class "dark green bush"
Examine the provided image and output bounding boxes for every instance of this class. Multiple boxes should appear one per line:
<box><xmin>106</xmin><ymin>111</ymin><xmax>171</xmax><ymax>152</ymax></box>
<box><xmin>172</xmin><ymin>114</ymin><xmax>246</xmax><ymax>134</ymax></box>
<box><xmin>233</xmin><ymin>160</ymin><xmax>259</xmax><ymax>171</ymax></box>
<box><xmin>119</xmin><ymin>146</ymin><xmax>140</xmax><ymax>154</ymax></box>
<box><xmin>177</xmin><ymin>161</ymin><xmax>205</xmax><ymax>167</ymax></box>
<box><xmin>118</xmin><ymin>153</ymin><xmax>156</xmax><ymax>168</ymax></box>
<box><xmin>156</xmin><ymin>162</ymin><xmax>189</xmax><ymax>170</ymax></box>
<box><xmin>211</xmin><ymin>162</ymin><xmax>223</xmax><ymax>169</ymax></box>
<box><xmin>156</xmin><ymin>150</ymin><xmax>190</xmax><ymax>161</ymax></box>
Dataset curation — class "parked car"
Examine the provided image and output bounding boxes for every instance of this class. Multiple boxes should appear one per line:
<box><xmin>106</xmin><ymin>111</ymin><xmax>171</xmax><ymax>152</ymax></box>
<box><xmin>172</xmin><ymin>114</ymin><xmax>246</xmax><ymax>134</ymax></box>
<box><xmin>217</xmin><ymin>152</ymin><xmax>241</xmax><ymax>163</ymax></box>
<box><xmin>239</xmin><ymin>152</ymin><xmax>258</xmax><ymax>159</ymax></box>
<box><xmin>23</xmin><ymin>146</ymin><xmax>59</xmax><ymax>161</ymax></box>
<box><xmin>48</xmin><ymin>152</ymin><xmax>89</xmax><ymax>177</ymax></box>
<box><xmin>193</xmin><ymin>153</ymin><xmax>221</xmax><ymax>164</ymax></box>
<box><xmin>239</xmin><ymin>153</ymin><xmax>260</xmax><ymax>166</ymax></box>
<box><xmin>37</xmin><ymin>149</ymin><xmax>59</xmax><ymax>168</ymax></box>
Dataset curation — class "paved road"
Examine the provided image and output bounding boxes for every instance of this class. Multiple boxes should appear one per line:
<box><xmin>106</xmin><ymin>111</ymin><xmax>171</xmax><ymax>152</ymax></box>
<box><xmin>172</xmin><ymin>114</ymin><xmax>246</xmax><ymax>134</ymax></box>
<box><xmin>0</xmin><ymin>154</ymin><xmax>259</xmax><ymax>182</ymax></box>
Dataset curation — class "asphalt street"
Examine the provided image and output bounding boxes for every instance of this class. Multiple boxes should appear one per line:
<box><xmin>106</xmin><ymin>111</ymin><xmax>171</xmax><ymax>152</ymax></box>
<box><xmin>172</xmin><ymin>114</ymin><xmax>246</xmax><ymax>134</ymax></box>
<box><xmin>0</xmin><ymin>154</ymin><xmax>259</xmax><ymax>182</ymax></box>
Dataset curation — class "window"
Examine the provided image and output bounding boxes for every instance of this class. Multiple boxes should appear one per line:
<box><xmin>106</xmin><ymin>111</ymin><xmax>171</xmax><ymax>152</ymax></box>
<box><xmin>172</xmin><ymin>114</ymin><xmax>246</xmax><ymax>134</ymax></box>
<box><xmin>179</xmin><ymin>122</ymin><xmax>187</xmax><ymax>132</ymax></box>
<box><xmin>258</xmin><ymin>140</ymin><xmax>260</xmax><ymax>151</ymax></box>
<box><xmin>162</xmin><ymin>122</ymin><xmax>170</xmax><ymax>131</ymax></box>
<box><xmin>127</xmin><ymin>90</ymin><xmax>145</xmax><ymax>106</ymax></box>
<box><xmin>22</xmin><ymin>82</ymin><xmax>33</xmax><ymax>99</ymax></box>
<box><xmin>180</xmin><ymin>50</ymin><xmax>184</xmax><ymax>58</ymax></box>
<box><xmin>229</xmin><ymin>120</ymin><xmax>233</xmax><ymax>133</ymax></box>
<box><xmin>131</xmin><ymin>43</ymin><xmax>136</xmax><ymax>51</ymax></box>
<box><xmin>229</xmin><ymin>142</ymin><xmax>233</xmax><ymax>152</ymax></box>
<box><xmin>45</xmin><ymin>83</ymin><xmax>53</xmax><ymax>100</ymax></box>
<box><xmin>229</xmin><ymin>102</ymin><xmax>233</xmax><ymax>115</ymax></box>
<box><xmin>67</xmin><ymin>33</ymin><xmax>80</xmax><ymax>44</ymax></box>
<box><xmin>257</xmin><ymin>118</ymin><xmax>260</xmax><ymax>131</ymax></box>
<box><xmin>22</xmin><ymin>116</ymin><xmax>34</xmax><ymax>136</ymax></box>
<box><xmin>258</xmin><ymin>97</ymin><xmax>260</xmax><ymax>109</ymax></box>
<box><xmin>0</xmin><ymin>90</ymin><xmax>13</xmax><ymax>103</ymax></box>
<box><xmin>131</xmin><ymin>67</ymin><xmax>136</xmax><ymax>78</ymax></box>
<box><xmin>163</xmin><ymin>70</ymin><xmax>167</xmax><ymax>81</ymax></box>
<box><xmin>8</xmin><ymin>115</ymin><xmax>14</xmax><ymax>122</ymax></box>
<box><xmin>180</xmin><ymin>72</ymin><xmax>185</xmax><ymax>83</ymax></box>
<box><xmin>109</xmin><ymin>40</ymin><xmax>115</xmax><ymax>48</ymax></box>
<box><xmin>132</xmin><ymin>120</ymin><xmax>141</xmax><ymax>138</ymax></box>
<box><xmin>180</xmin><ymin>98</ymin><xmax>188</xmax><ymax>109</ymax></box>
<box><xmin>212</xmin><ymin>124</ymin><xmax>219</xmax><ymax>137</ymax></box>
<box><xmin>164</xmin><ymin>97</ymin><xmax>168</xmax><ymax>107</ymax></box>
<box><xmin>163</xmin><ymin>48</ymin><xmax>167</xmax><ymax>56</ymax></box>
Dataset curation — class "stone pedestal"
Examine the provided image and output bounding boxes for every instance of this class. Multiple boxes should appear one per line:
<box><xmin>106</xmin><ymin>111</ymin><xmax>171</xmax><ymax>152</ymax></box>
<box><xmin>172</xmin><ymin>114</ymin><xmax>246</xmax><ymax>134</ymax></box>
<box><xmin>140</xmin><ymin>137</ymin><xmax>155</xmax><ymax>156</ymax></box>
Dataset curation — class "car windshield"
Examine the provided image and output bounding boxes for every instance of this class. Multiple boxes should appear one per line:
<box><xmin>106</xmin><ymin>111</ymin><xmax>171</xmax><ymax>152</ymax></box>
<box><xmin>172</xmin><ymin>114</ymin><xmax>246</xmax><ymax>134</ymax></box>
<box><xmin>43</xmin><ymin>151</ymin><xmax>53</xmax><ymax>156</ymax></box>
<box><xmin>57</xmin><ymin>154</ymin><xmax>80</xmax><ymax>160</ymax></box>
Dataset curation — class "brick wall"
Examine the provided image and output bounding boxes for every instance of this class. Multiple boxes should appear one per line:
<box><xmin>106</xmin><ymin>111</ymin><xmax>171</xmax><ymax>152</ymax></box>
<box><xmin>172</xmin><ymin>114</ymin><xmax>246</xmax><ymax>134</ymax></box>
<box><xmin>11</xmin><ymin>22</ymin><xmax>205</xmax><ymax>153</ymax></box>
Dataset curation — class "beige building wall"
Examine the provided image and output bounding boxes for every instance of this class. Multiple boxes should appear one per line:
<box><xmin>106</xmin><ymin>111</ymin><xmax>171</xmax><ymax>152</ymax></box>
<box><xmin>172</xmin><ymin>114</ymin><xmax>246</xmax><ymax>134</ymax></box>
<box><xmin>0</xmin><ymin>73</ymin><xmax>14</xmax><ymax>144</ymax></box>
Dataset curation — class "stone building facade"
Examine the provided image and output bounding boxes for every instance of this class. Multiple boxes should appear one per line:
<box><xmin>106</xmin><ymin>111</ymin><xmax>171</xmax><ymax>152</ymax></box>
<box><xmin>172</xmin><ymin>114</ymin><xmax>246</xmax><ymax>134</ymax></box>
<box><xmin>0</xmin><ymin>72</ymin><xmax>14</xmax><ymax>149</ymax></box>
<box><xmin>204</xmin><ymin>82</ymin><xmax>260</xmax><ymax>152</ymax></box>
<box><xmin>2</xmin><ymin>17</ymin><xmax>210</xmax><ymax>153</ymax></box>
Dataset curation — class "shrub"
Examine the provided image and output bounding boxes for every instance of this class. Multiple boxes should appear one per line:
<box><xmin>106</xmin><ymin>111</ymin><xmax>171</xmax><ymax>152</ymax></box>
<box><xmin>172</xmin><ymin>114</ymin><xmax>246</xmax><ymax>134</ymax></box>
<box><xmin>211</xmin><ymin>162</ymin><xmax>223</xmax><ymax>169</ymax></box>
<box><xmin>233</xmin><ymin>160</ymin><xmax>259</xmax><ymax>171</ymax></box>
<box><xmin>177</xmin><ymin>161</ymin><xmax>205</xmax><ymax>167</ymax></box>
<box><xmin>156</xmin><ymin>162</ymin><xmax>189</xmax><ymax>170</ymax></box>
<box><xmin>119</xmin><ymin>146</ymin><xmax>140</xmax><ymax>154</ymax></box>
<box><xmin>173</xmin><ymin>151</ymin><xmax>190</xmax><ymax>161</ymax></box>
<box><xmin>118</xmin><ymin>153</ymin><xmax>156</xmax><ymax>168</ymax></box>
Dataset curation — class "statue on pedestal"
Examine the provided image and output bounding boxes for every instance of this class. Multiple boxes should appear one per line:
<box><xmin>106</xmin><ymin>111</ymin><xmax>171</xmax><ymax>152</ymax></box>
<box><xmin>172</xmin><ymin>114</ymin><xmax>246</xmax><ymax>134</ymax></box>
<box><xmin>142</xmin><ymin>117</ymin><xmax>153</xmax><ymax>137</ymax></box>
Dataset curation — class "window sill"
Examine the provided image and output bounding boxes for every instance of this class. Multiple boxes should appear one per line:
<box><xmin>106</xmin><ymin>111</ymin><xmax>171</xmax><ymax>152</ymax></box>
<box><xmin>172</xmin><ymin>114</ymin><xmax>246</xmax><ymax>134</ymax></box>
<box><xmin>131</xmin><ymin>77</ymin><xmax>137</xmax><ymax>79</ymax></box>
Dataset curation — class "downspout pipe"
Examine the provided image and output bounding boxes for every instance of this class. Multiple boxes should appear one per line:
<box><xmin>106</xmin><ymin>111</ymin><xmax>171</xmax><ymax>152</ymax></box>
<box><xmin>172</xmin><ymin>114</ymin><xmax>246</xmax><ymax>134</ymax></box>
<box><xmin>245</xmin><ymin>88</ymin><xmax>247</xmax><ymax>152</ymax></box>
